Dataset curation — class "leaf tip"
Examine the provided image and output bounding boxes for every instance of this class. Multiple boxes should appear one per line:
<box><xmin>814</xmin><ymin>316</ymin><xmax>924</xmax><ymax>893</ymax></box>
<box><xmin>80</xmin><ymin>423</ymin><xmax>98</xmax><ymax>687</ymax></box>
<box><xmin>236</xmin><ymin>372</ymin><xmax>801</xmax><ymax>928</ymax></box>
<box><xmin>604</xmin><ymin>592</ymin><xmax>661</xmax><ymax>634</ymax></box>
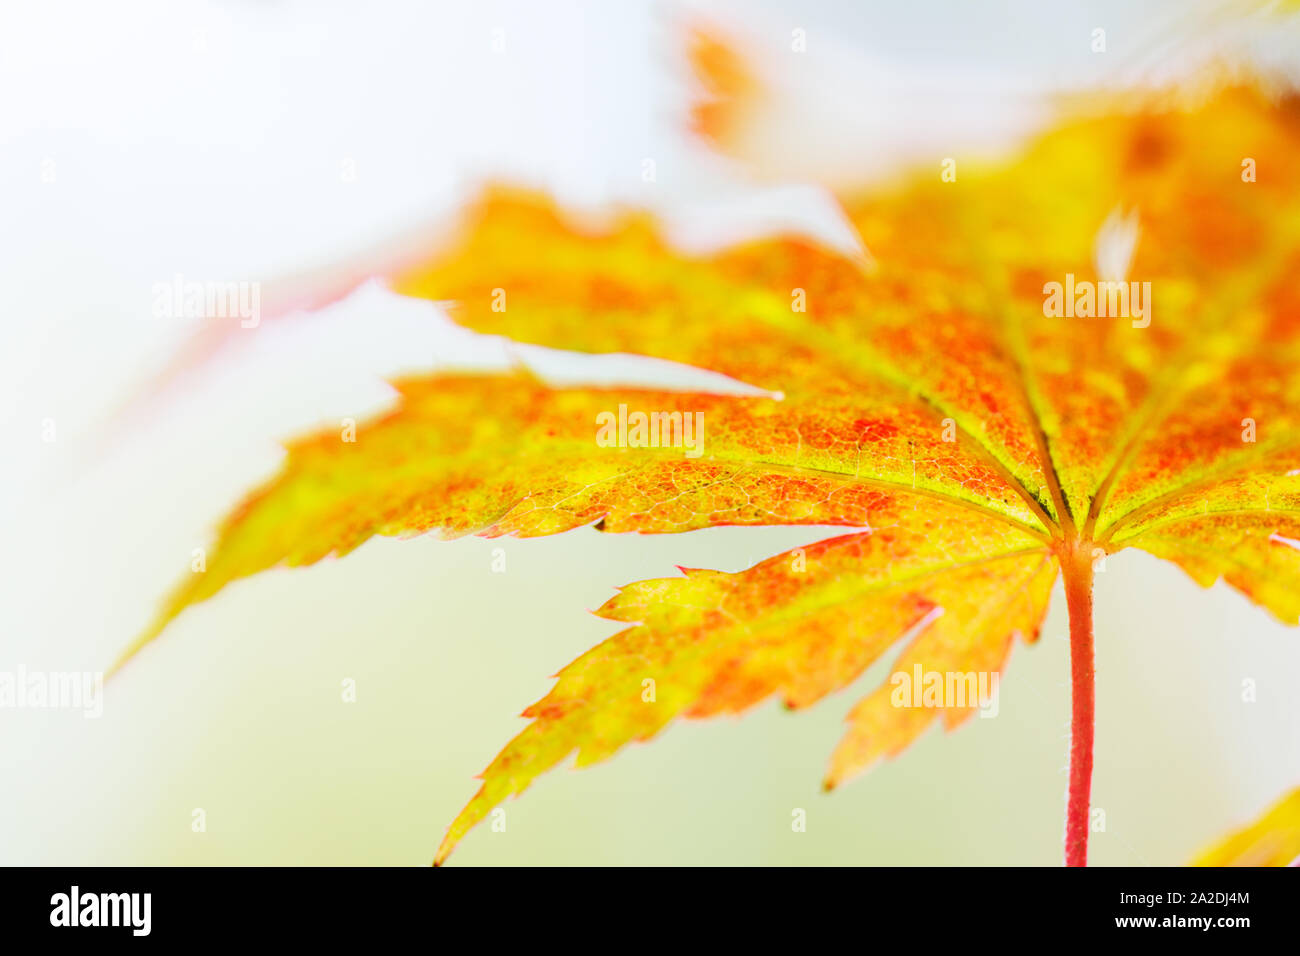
<box><xmin>105</xmin><ymin>617</ymin><xmax>169</xmax><ymax>682</ymax></box>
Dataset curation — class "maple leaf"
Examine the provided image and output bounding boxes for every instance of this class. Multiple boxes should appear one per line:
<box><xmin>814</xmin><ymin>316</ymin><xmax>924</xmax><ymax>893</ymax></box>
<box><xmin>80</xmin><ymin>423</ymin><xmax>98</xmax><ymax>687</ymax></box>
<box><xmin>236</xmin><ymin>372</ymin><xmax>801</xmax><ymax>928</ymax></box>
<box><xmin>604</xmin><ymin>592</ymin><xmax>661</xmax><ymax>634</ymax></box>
<box><xmin>1192</xmin><ymin>786</ymin><xmax>1300</xmax><ymax>866</ymax></box>
<box><xmin>121</xmin><ymin>51</ymin><xmax>1300</xmax><ymax>866</ymax></box>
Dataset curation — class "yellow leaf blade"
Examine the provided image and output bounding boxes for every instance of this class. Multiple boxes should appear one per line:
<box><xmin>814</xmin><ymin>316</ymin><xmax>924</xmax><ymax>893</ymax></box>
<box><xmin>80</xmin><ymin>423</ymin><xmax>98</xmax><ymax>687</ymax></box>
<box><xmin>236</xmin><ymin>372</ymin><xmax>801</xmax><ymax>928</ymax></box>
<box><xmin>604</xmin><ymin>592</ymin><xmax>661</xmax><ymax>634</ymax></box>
<box><xmin>119</xmin><ymin>371</ymin><xmax>1047</xmax><ymax>673</ymax></box>
<box><xmin>434</xmin><ymin>506</ymin><xmax>1052</xmax><ymax>864</ymax></box>
<box><xmin>1192</xmin><ymin>787</ymin><xmax>1300</xmax><ymax>866</ymax></box>
<box><xmin>826</xmin><ymin>552</ymin><xmax>1058</xmax><ymax>788</ymax></box>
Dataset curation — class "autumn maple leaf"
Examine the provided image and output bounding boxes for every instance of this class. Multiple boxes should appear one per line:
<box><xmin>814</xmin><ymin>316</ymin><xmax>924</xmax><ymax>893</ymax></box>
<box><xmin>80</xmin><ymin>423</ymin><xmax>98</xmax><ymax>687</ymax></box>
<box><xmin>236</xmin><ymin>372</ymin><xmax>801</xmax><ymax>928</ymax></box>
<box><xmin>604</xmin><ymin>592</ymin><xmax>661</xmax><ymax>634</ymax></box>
<box><xmin>118</xmin><ymin>43</ymin><xmax>1300</xmax><ymax>866</ymax></box>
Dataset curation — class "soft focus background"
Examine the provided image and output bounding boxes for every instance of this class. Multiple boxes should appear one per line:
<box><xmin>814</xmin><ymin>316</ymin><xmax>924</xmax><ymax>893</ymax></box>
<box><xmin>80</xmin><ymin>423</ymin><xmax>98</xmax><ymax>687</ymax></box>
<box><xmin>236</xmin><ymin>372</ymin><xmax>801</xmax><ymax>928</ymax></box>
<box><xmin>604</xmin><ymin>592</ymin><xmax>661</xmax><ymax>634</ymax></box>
<box><xmin>2</xmin><ymin>0</ymin><xmax>1299</xmax><ymax>865</ymax></box>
